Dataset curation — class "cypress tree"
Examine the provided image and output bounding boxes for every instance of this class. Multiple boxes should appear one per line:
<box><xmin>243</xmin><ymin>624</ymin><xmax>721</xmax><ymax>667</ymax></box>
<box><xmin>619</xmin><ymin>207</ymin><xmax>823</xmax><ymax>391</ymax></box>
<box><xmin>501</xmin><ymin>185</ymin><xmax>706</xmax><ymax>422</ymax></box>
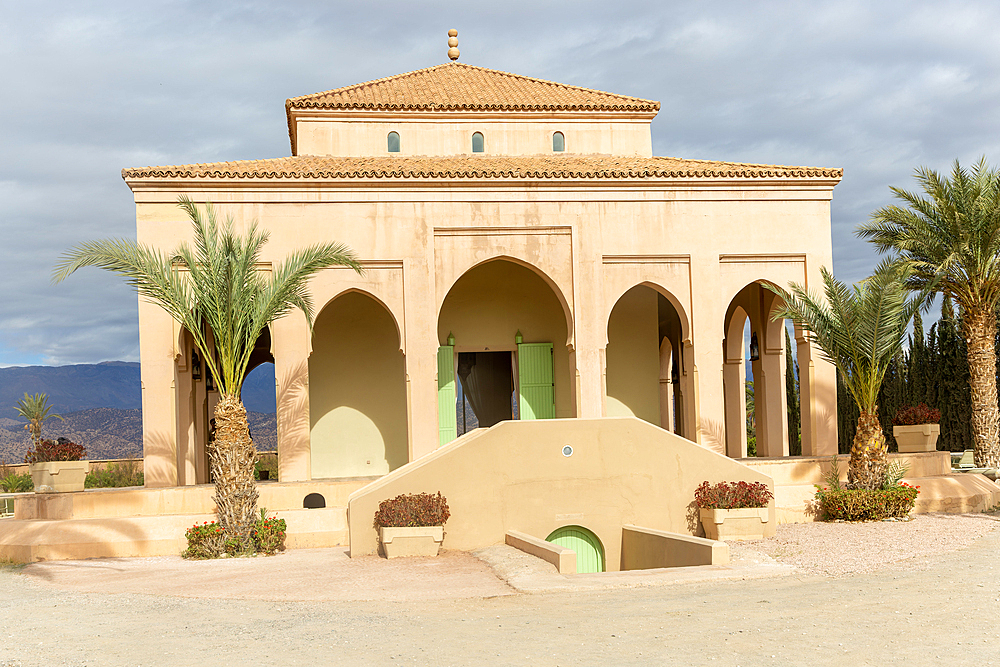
<box><xmin>785</xmin><ymin>328</ymin><xmax>801</xmax><ymax>455</ymax></box>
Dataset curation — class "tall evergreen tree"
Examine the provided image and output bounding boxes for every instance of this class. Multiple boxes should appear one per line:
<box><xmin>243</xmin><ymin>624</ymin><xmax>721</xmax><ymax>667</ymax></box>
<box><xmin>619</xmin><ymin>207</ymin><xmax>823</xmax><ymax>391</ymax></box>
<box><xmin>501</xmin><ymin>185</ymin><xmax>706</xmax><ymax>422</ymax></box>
<box><xmin>785</xmin><ymin>328</ymin><xmax>801</xmax><ymax>456</ymax></box>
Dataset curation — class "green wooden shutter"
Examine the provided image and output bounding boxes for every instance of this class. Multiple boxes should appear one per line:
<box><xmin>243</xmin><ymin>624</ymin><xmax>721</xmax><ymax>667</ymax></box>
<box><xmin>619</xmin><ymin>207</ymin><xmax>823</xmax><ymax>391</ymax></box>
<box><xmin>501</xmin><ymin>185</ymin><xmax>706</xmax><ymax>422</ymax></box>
<box><xmin>437</xmin><ymin>345</ymin><xmax>457</xmax><ymax>446</ymax></box>
<box><xmin>546</xmin><ymin>526</ymin><xmax>605</xmax><ymax>573</ymax></box>
<box><xmin>518</xmin><ymin>342</ymin><xmax>555</xmax><ymax>420</ymax></box>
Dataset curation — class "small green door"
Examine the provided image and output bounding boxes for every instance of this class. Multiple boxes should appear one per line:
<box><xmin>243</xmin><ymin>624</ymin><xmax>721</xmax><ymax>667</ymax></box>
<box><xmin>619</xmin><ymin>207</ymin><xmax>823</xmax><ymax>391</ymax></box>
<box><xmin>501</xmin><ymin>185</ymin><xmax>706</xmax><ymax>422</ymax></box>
<box><xmin>546</xmin><ymin>525</ymin><xmax>604</xmax><ymax>573</ymax></box>
<box><xmin>518</xmin><ymin>342</ymin><xmax>555</xmax><ymax>420</ymax></box>
<box><xmin>437</xmin><ymin>345</ymin><xmax>457</xmax><ymax>446</ymax></box>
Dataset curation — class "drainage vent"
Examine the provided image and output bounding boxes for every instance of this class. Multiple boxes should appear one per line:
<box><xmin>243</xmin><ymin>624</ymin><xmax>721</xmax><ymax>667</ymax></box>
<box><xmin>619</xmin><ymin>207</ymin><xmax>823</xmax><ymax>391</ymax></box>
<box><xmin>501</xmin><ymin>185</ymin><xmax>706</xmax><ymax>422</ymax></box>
<box><xmin>303</xmin><ymin>493</ymin><xmax>326</xmax><ymax>509</ymax></box>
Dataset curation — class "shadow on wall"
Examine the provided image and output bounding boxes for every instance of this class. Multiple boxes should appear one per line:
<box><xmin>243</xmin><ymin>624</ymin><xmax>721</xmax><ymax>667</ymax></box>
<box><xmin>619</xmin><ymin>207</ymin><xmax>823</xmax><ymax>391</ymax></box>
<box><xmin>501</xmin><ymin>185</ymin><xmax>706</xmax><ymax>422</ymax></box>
<box><xmin>277</xmin><ymin>361</ymin><xmax>310</xmax><ymax>481</ymax></box>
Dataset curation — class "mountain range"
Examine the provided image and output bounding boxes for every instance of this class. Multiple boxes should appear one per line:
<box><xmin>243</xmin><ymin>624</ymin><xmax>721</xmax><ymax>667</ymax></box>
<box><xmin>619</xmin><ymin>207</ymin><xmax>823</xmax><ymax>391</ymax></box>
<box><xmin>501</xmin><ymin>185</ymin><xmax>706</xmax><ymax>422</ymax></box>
<box><xmin>0</xmin><ymin>362</ymin><xmax>277</xmax><ymax>463</ymax></box>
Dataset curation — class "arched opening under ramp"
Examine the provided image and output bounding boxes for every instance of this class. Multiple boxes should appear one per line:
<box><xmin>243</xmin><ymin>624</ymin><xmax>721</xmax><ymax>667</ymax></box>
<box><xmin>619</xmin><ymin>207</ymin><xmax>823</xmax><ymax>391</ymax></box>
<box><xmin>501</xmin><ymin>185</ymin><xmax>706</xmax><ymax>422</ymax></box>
<box><xmin>605</xmin><ymin>283</ymin><xmax>690</xmax><ymax>436</ymax></box>
<box><xmin>309</xmin><ymin>290</ymin><xmax>408</xmax><ymax>478</ymax></box>
<box><xmin>546</xmin><ymin>525</ymin><xmax>605</xmax><ymax>573</ymax></box>
<box><xmin>436</xmin><ymin>258</ymin><xmax>573</xmax><ymax>444</ymax></box>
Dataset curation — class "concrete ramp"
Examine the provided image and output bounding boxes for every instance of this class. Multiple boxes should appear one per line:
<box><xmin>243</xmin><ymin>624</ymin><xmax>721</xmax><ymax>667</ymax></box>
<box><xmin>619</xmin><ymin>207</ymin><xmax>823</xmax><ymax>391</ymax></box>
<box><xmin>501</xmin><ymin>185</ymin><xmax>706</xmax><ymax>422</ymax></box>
<box><xmin>348</xmin><ymin>417</ymin><xmax>775</xmax><ymax>570</ymax></box>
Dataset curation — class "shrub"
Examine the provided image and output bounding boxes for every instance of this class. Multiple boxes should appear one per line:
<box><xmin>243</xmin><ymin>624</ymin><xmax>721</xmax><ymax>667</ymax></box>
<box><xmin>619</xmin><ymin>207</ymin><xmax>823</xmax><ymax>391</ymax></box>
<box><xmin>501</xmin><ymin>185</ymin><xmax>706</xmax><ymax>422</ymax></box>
<box><xmin>694</xmin><ymin>481</ymin><xmax>773</xmax><ymax>510</ymax></box>
<box><xmin>85</xmin><ymin>459</ymin><xmax>144</xmax><ymax>488</ymax></box>
<box><xmin>254</xmin><ymin>452</ymin><xmax>278</xmax><ymax>481</ymax></box>
<box><xmin>0</xmin><ymin>463</ymin><xmax>32</xmax><ymax>493</ymax></box>
<box><xmin>183</xmin><ymin>509</ymin><xmax>286</xmax><ymax>559</ymax></box>
<box><xmin>24</xmin><ymin>438</ymin><xmax>86</xmax><ymax>464</ymax></box>
<box><xmin>373</xmin><ymin>492</ymin><xmax>450</xmax><ymax>529</ymax></box>
<box><xmin>814</xmin><ymin>483</ymin><xmax>919</xmax><ymax>521</ymax></box>
<box><xmin>892</xmin><ymin>403</ymin><xmax>941</xmax><ymax>426</ymax></box>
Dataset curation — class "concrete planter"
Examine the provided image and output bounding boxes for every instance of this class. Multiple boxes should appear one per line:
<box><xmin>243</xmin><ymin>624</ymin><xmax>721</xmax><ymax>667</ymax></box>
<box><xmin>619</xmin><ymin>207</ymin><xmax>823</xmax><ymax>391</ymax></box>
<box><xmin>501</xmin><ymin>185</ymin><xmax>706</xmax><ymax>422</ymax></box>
<box><xmin>379</xmin><ymin>526</ymin><xmax>444</xmax><ymax>558</ymax></box>
<box><xmin>699</xmin><ymin>507</ymin><xmax>769</xmax><ymax>541</ymax></box>
<box><xmin>893</xmin><ymin>424</ymin><xmax>940</xmax><ymax>453</ymax></box>
<box><xmin>28</xmin><ymin>461</ymin><xmax>88</xmax><ymax>493</ymax></box>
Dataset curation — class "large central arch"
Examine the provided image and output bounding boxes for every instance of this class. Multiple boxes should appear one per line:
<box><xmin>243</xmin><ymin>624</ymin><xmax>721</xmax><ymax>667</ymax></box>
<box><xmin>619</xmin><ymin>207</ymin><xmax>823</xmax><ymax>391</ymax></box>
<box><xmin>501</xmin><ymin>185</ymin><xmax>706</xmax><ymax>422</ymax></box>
<box><xmin>436</xmin><ymin>258</ymin><xmax>573</xmax><ymax>444</ymax></box>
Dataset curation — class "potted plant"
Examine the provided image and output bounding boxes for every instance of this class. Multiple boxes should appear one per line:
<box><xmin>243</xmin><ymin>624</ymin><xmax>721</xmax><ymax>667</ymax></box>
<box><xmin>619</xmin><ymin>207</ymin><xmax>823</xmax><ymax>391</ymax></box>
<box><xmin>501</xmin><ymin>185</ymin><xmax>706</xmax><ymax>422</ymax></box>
<box><xmin>373</xmin><ymin>492</ymin><xmax>450</xmax><ymax>558</ymax></box>
<box><xmin>695</xmin><ymin>480</ymin><xmax>773</xmax><ymax>541</ymax></box>
<box><xmin>892</xmin><ymin>404</ymin><xmax>941</xmax><ymax>453</ymax></box>
<box><xmin>25</xmin><ymin>438</ymin><xmax>88</xmax><ymax>493</ymax></box>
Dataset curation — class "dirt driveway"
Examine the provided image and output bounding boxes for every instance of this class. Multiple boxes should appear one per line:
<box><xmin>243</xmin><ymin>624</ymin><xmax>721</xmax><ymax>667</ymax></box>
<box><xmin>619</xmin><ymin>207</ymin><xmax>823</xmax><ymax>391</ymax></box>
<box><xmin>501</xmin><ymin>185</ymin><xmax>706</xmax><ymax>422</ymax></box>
<box><xmin>2</xmin><ymin>514</ymin><xmax>999</xmax><ymax>666</ymax></box>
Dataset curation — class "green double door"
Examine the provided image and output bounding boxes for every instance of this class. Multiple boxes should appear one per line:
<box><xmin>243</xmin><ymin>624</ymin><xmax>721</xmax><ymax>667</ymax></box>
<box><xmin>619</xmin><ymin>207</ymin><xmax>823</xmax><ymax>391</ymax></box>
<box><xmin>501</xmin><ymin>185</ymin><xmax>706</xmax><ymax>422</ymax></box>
<box><xmin>546</xmin><ymin>526</ymin><xmax>605</xmax><ymax>573</ymax></box>
<box><xmin>437</xmin><ymin>341</ymin><xmax>554</xmax><ymax>447</ymax></box>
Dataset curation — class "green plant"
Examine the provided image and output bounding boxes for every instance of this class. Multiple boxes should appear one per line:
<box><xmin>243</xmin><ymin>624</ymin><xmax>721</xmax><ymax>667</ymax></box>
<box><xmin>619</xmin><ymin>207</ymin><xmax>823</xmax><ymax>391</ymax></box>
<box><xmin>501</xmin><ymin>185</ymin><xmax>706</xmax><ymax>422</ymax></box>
<box><xmin>858</xmin><ymin>158</ymin><xmax>1000</xmax><ymax>469</ymax></box>
<box><xmin>767</xmin><ymin>262</ymin><xmax>929</xmax><ymax>490</ymax></box>
<box><xmin>814</xmin><ymin>483</ymin><xmax>919</xmax><ymax>521</ymax></box>
<box><xmin>694</xmin><ymin>481</ymin><xmax>773</xmax><ymax>510</ymax></box>
<box><xmin>373</xmin><ymin>492</ymin><xmax>451</xmax><ymax>529</ymax></box>
<box><xmin>182</xmin><ymin>508</ymin><xmax>286</xmax><ymax>559</ymax></box>
<box><xmin>882</xmin><ymin>459</ymin><xmax>910</xmax><ymax>489</ymax></box>
<box><xmin>822</xmin><ymin>455</ymin><xmax>843</xmax><ymax>492</ymax></box>
<box><xmin>892</xmin><ymin>404</ymin><xmax>941</xmax><ymax>426</ymax></box>
<box><xmin>55</xmin><ymin>196</ymin><xmax>361</xmax><ymax>552</ymax></box>
<box><xmin>85</xmin><ymin>459</ymin><xmax>144</xmax><ymax>488</ymax></box>
<box><xmin>0</xmin><ymin>471</ymin><xmax>32</xmax><ymax>493</ymax></box>
<box><xmin>254</xmin><ymin>453</ymin><xmax>278</xmax><ymax>481</ymax></box>
<box><xmin>13</xmin><ymin>392</ymin><xmax>62</xmax><ymax>446</ymax></box>
<box><xmin>23</xmin><ymin>438</ymin><xmax>86</xmax><ymax>464</ymax></box>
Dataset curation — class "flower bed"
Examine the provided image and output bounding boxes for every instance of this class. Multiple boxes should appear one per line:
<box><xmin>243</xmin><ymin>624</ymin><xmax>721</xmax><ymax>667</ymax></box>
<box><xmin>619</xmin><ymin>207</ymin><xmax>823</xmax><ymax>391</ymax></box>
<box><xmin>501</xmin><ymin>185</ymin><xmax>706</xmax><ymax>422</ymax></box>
<box><xmin>814</xmin><ymin>483</ymin><xmax>919</xmax><ymax>521</ymax></box>
<box><xmin>183</xmin><ymin>511</ymin><xmax>287</xmax><ymax>559</ymax></box>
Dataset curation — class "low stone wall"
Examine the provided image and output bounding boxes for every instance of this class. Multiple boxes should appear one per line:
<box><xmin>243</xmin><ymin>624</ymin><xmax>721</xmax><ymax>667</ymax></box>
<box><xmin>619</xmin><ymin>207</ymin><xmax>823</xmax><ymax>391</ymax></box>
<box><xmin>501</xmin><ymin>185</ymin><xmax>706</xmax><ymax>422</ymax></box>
<box><xmin>620</xmin><ymin>525</ymin><xmax>729</xmax><ymax>570</ymax></box>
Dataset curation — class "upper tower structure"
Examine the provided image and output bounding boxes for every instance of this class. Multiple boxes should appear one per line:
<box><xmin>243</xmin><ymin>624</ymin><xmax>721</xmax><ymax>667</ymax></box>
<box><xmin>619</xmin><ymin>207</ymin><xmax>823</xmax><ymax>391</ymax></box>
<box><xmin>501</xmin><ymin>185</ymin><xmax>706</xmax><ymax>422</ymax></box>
<box><xmin>285</xmin><ymin>33</ymin><xmax>659</xmax><ymax>158</ymax></box>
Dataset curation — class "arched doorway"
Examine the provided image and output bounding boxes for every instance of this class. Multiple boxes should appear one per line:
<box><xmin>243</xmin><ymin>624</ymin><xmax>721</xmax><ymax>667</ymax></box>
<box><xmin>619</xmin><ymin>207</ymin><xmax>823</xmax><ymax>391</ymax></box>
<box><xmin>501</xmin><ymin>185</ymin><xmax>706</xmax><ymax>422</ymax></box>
<box><xmin>605</xmin><ymin>284</ymin><xmax>689</xmax><ymax>435</ymax></box>
<box><xmin>546</xmin><ymin>525</ymin><xmax>605</xmax><ymax>573</ymax></box>
<box><xmin>309</xmin><ymin>291</ymin><xmax>407</xmax><ymax>478</ymax></box>
<box><xmin>723</xmin><ymin>282</ymin><xmax>797</xmax><ymax>458</ymax></box>
<box><xmin>437</xmin><ymin>259</ymin><xmax>572</xmax><ymax>445</ymax></box>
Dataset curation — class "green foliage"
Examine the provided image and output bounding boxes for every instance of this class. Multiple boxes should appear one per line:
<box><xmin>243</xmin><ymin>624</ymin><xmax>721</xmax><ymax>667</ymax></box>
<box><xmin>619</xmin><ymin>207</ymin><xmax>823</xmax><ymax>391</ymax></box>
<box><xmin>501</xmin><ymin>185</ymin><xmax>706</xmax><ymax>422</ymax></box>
<box><xmin>785</xmin><ymin>328</ymin><xmax>802</xmax><ymax>456</ymax></box>
<box><xmin>814</xmin><ymin>484</ymin><xmax>919</xmax><ymax>521</ymax></box>
<box><xmin>768</xmin><ymin>262</ymin><xmax>928</xmax><ymax>417</ymax></box>
<box><xmin>823</xmin><ymin>456</ymin><xmax>843</xmax><ymax>492</ymax></box>
<box><xmin>882</xmin><ymin>459</ymin><xmax>910</xmax><ymax>489</ymax></box>
<box><xmin>694</xmin><ymin>480</ymin><xmax>773</xmax><ymax>509</ymax></box>
<box><xmin>182</xmin><ymin>509</ymin><xmax>286</xmax><ymax>559</ymax></box>
<box><xmin>85</xmin><ymin>460</ymin><xmax>144</xmax><ymax>488</ymax></box>
<box><xmin>0</xmin><ymin>469</ymin><xmax>32</xmax><ymax>493</ymax></box>
<box><xmin>254</xmin><ymin>452</ymin><xmax>278</xmax><ymax>481</ymax></box>
<box><xmin>373</xmin><ymin>492</ymin><xmax>451</xmax><ymax>529</ymax></box>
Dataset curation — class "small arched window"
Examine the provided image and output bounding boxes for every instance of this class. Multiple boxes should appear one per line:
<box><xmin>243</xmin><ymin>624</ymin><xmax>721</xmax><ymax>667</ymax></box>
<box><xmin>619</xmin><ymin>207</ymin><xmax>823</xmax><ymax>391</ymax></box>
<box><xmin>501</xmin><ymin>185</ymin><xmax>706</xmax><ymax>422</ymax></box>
<box><xmin>552</xmin><ymin>131</ymin><xmax>565</xmax><ymax>152</ymax></box>
<box><xmin>472</xmin><ymin>132</ymin><xmax>485</xmax><ymax>153</ymax></box>
<box><xmin>387</xmin><ymin>131</ymin><xmax>400</xmax><ymax>153</ymax></box>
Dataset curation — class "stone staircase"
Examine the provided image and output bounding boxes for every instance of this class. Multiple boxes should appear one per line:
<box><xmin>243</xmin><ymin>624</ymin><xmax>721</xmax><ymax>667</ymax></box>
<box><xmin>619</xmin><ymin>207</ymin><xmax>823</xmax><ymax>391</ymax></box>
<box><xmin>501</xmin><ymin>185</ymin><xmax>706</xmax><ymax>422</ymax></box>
<box><xmin>742</xmin><ymin>452</ymin><xmax>1000</xmax><ymax>522</ymax></box>
<box><xmin>0</xmin><ymin>478</ymin><xmax>375</xmax><ymax>562</ymax></box>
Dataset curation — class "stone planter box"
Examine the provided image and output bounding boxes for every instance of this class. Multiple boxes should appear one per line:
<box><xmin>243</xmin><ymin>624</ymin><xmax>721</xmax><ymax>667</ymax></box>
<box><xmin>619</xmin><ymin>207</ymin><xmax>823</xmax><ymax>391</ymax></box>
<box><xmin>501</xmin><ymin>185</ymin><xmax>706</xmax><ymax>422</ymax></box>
<box><xmin>379</xmin><ymin>526</ymin><xmax>444</xmax><ymax>558</ymax></box>
<box><xmin>700</xmin><ymin>507</ymin><xmax>769</xmax><ymax>541</ymax></box>
<box><xmin>28</xmin><ymin>461</ymin><xmax>88</xmax><ymax>493</ymax></box>
<box><xmin>893</xmin><ymin>424</ymin><xmax>940</xmax><ymax>453</ymax></box>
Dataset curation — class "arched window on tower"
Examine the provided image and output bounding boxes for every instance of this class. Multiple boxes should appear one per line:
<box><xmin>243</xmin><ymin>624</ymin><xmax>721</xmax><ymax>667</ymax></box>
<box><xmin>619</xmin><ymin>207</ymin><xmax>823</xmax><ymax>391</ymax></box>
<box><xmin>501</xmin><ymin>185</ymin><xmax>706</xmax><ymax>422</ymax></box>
<box><xmin>387</xmin><ymin>131</ymin><xmax>400</xmax><ymax>153</ymax></box>
<box><xmin>472</xmin><ymin>132</ymin><xmax>485</xmax><ymax>153</ymax></box>
<box><xmin>552</xmin><ymin>131</ymin><xmax>565</xmax><ymax>152</ymax></box>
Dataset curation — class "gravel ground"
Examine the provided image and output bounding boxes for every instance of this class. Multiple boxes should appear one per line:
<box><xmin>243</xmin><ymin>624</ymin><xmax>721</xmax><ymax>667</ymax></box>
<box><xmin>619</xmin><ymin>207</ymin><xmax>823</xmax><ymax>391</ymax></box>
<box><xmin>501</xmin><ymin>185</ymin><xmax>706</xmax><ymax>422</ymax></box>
<box><xmin>1</xmin><ymin>513</ymin><xmax>999</xmax><ymax>666</ymax></box>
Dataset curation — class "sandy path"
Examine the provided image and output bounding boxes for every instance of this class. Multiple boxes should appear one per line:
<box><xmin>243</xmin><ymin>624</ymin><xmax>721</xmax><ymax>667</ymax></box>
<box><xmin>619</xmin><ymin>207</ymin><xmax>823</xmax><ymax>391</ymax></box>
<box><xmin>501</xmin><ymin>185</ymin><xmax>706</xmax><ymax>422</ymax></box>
<box><xmin>1</xmin><ymin>514</ymin><xmax>998</xmax><ymax>666</ymax></box>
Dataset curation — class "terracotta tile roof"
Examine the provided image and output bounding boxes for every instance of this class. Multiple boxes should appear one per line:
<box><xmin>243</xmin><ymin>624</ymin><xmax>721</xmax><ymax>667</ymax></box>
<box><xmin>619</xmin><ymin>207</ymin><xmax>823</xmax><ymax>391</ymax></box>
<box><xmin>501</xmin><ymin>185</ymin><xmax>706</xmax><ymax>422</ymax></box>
<box><xmin>285</xmin><ymin>62</ymin><xmax>660</xmax><ymax>113</ymax></box>
<box><xmin>123</xmin><ymin>155</ymin><xmax>843</xmax><ymax>182</ymax></box>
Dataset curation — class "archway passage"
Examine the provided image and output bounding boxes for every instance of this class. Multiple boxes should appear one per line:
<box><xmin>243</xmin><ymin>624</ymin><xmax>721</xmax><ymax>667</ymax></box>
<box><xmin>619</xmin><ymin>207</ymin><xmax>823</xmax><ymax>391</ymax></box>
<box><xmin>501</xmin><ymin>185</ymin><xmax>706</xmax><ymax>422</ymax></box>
<box><xmin>437</xmin><ymin>259</ymin><xmax>572</xmax><ymax>445</ymax></box>
<box><xmin>309</xmin><ymin>291</ymin><xmax>407</xmax><ymax>478</ymax></box>
<box><xmin>723</xmin><ymin>282</ymin><xmax>801</xmax><ymax>458</ymax></box>
<box><xmin>546</xmin><ymin>525</ymin><xmax>605</xmax><ymax>573</ymax></box>
<box><xmin>605</xmin><ymin>284</ymin><xmax>688</xmax><ymax>435</ymax></box>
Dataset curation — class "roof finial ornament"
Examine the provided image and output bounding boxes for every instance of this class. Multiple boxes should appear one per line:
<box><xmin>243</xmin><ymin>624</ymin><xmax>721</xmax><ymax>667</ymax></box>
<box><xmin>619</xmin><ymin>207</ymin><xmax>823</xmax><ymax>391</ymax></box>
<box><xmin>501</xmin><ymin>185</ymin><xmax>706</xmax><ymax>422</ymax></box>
<box><xmin>447</xmin><ymin>29</ymin><xmax>460</xmax><ymax>61</ymax></box>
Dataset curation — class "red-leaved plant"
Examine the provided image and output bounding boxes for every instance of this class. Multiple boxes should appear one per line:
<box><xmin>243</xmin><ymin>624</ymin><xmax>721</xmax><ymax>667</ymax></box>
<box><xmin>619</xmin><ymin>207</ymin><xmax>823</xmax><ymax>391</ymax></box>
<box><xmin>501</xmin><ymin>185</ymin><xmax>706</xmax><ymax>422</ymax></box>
<box><xmin>694</xmin><ymin>480</ymin><xmax>773</xmax><ymax>510</ymax></box>
<box><xmin>24</xmin><ymin>438</ymin><xmax>86</xmax><ymax>464</ymax></box>
<box><xmin>892</xmin><ymin>403</ymin><xmax>941</xmax><ymax>426</ymax></box>
<box><xmin>373</xmin><ymin>492</ymin><xmax>450</xmax><ymax>529</ymax></box>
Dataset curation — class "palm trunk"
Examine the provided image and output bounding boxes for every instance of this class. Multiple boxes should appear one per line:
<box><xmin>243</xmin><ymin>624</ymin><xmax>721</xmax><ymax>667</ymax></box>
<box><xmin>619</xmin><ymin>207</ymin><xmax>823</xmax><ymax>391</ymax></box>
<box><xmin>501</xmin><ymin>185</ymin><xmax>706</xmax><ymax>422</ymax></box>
<box><xmin>209</xmin><ymin>394</ymin><xmax>259</xmax><ymax>552</ymax></box>
<box><xmin>848</xmin><ymin>410</ymin><xmax>887</xmax><ymax>490</ymax></box>
<box><xmin>963</xmin><ymin>308</ymin><xmax>1000</xmax><ymax>468</ymax></box>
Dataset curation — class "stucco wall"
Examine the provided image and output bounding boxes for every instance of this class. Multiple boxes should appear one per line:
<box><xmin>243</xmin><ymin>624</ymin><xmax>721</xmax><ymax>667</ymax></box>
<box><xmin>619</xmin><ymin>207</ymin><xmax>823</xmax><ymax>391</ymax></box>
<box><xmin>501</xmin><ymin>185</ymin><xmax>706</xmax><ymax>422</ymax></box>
<box><xmin>309</xmin><ymin>291</ymin><xmax>408</xmax><ymax>477</ymax></box>
<box><xmin>606</xmin><ymin>285</ymin><xmax>660</xmax><ymax>423</ymax></box>
<box><xmin>347</xmin><ymin>417</ymin><xmax>775</xmax><ymax>570</ymax></box>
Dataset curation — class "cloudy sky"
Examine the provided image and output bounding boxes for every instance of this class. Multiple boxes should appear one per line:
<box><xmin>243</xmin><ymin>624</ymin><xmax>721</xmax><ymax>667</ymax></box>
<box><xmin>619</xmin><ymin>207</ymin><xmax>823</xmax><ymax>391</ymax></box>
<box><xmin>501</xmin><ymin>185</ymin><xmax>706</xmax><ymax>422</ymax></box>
<box><xmin>1</xmin><ymin>1</ymin><xmax>997</xmax><ymax>366</ymax></box>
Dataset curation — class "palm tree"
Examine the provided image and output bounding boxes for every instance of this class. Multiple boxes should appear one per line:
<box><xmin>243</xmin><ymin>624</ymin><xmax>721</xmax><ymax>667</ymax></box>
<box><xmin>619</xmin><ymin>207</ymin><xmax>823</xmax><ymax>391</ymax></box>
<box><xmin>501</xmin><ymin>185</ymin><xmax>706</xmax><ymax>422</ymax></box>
<box><xmin>14</xmin><ymin>392</ymin><xmax>62</xmax><ymax>446</ymax></box>
<box><xmin>857</xmin><ymin>158</ymin><xmax>1000</xmax><ymax>468</ymax></box>
<box><xmin>766</xmin><ymin>263</ymin><xmax>926</xmax><ymax>490</ymax></box>
<box><xmin>53</xmin><ymin>196</ymin><xmax>361</xmax><ymax>551</ymax></box>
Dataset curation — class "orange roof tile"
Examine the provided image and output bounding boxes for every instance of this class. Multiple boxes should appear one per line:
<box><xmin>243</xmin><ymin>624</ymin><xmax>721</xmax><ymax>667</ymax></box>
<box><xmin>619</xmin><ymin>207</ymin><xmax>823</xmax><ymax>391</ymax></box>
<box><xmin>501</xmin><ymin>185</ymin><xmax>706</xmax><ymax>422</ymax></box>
<box><xmin>123</xmin><ymin>155</ymin><xmax>842</xmax><ymax>182</ymax></box>
<box><xmin>285</xmin><ymin>62</ymin><xmax>659</xmax><ymax>113</ymax></box>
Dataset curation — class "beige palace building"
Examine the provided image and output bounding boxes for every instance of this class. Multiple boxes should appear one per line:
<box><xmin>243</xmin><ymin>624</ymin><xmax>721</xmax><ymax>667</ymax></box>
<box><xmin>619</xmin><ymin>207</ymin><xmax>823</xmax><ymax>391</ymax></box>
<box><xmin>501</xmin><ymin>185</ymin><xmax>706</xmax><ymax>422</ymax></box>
<box><xmin>123</xmin><ymin>50</ymin><xmax>841</xmax><ymax>488</ymax></box>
